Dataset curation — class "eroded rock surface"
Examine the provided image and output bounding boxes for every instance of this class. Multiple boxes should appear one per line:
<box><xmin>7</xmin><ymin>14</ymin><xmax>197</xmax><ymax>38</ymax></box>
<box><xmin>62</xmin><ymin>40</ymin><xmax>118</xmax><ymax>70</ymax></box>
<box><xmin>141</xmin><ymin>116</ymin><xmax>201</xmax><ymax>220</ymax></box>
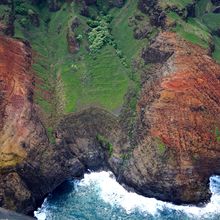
<box><xmin>1</xmin><ymin>29</ymin><xmax>220</xmax><ymax>215</ymax></box>
<box><xmin>0</xmin><ymin>36</ymin><xmax>84</xmax><ymax>214</ymax></box>
<box><xmin>121</xmin><ymin>32</ymin><xmax>220</xmax><ymax>204</ymax></box>
<box><xmin>0</xmin><ymin>36</ymin><xmax>128</xmax><ymax>214</ymax></box>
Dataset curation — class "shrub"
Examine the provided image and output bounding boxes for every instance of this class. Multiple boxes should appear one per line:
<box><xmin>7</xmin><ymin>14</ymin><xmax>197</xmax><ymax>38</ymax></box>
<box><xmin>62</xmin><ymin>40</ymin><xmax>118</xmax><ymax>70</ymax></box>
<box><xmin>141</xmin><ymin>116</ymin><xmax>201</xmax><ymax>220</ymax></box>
<box><xmin>215</xmin><ymin>127</ymin><xmax>220</xmax><ymax>143</ymax></box>
<box><xmin>76</xmin><ymin>34</ymin><xmax>83</xmax><ymax>41</ymax></box>
<box><xmin>103</xmin><ymin>14</ymin><xmax>113</xmax><ymax>23</ymax></box>
<box><xmin>108</xmin><ymin>143</ymin><xmax>113</xmax><ymax>156</ymax></box>
<box><xmin>28</xmin><ymin>9</ymin><xmax>35</xmax><ymax>16</ymax></box>
<box><xmin>116</xmin><ymin>49</ymin><xmax>123</xmax><ymax>58</ymax></box>
<box><xmin>19</xmin><ymin>17</ymin><xmax>29</xmax><ymax>27</ymax></box>
<box><xmin>87</xmin><ymin>19</ymin><xmax>99</xmax><ymax>28</ymax></box>
<box><xmin>14</xmin><ymin>1</ymin><xmax>28</xmax><ymax>15</ymax></box>
<box><xmin>88</xmin><ymin>19</ymin><xmax>112</xmax><ymax>53</ymax></box>
<box><xmin>96</xmin><ymin>134</ymin><xmax>114</xmax><ymax>156</ymax></box>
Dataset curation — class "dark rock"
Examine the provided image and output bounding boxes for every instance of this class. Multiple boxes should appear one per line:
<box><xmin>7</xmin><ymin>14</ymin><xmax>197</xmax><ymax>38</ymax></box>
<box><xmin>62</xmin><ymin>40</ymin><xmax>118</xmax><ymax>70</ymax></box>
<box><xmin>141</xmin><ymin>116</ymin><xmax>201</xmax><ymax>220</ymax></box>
<box><xmin>80</xmin><ymin>2</ymin><xmax>90</xmax><ymax>17</ymax></box>
<box><xmin>84</xmin><ymin>0</ymin><xmax>124</xmax><ymax>8</ymax></box>
<box><xmin>0</xmin><ymin>207</ymin><xmax>34</xmax><ymax>220</ymax></box>
<box><xmin>0</xmin><ymin>0</ymin><xmax>11</xmax><ymax>4</ymax></box>
<box><xmin>71</xmin><ymin>17</ymin><xmax>80</xmax><ymax>31</ymax></box>
<box><xmin>215</xmin><ymin>28</ymin><xmax>220</xmax><ymax>37</ymax></box>
<box><xmin>110</xmin><ymin>0</ymin><xmax>125</xmax><ymax>7</ymax></box>
<box><xmin>66</xmin><ymin>30</ymin><xmax>80</xmax><ymax>53</ymax></box>
<box><xmin>138</xmin><ymin>0</ymin><xmax>166</xmax><ymax>27</ymax></box>
<box><xmin>213</xmin><ymin>6</ymin><xmax>220</xmax><ymax>13</ymax></box>
<box><xmin>186</xmin><ymin>2</ymin><xmax>196</xmax><ymax>17</ymax></box>
<box><xmin>211</xmin><ymin>0</ymin><xmax>220</xmax><ymax>6</ymax></box>
<box><xmin>56</xmin><ymin>107</ymin><xmax>129</xmax><ymax>171</ymax></box>
<box><xmin>31</xmin><ymin>0</ymin><xmax>43</xmax><ymax>4</ymax></box>
<box><xmin>28</xmin><ymin>10</ymin><xmax>40</xmax><ymax>27</ymax></box>
<box><xmin>133</xmin><ymin>26</ymin><xmax>150</xmax><ymax>40</ymax></box>
<box><xmin>141</xmin><ymin>46</ymin><xmax>174</xmax><ymax>64</ymax></box>
<box><xmin>47</xmin><ymin>0</ymin><xmax>61</xmax><ymax>12</ymax></box>
<box><xmin>84</xmin><ymin>0</ymin><xmax>96</xmax><ymax>5</ymax></box>
<box><xmin>0</xmin><ymin>3</ymin><xmax>14</xmax><ymax>36</ymax></box>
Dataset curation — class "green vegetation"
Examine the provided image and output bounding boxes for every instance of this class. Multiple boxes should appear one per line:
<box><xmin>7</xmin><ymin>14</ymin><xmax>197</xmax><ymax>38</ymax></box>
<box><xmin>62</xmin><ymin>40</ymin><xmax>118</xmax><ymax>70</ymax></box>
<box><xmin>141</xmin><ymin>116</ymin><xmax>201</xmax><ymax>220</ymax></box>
<box><xmin>111</xmin><ymin>0</ymin><xmax>151</xmax><ymax>66</ymax></box>
<box><xmin>120</xmin><ymin>153</ymin><xmax>130</xmax><ymax>161</ymax></box>
<box><xmin>47</xmin><ymin>127</ymin><xmax>56</xmax><ymax>144</ymax></box>
<box><xmin>6</xmin><ymin>0</ymin><xmax>220</xmax><ymax>142</ymax></box>
<box><xmin>12</xmin><ymin>0</ymin><xmax>149</xmax><ymax>131</ymax></box>
<box><xmin>0</xmin><ymin>4</ymin><xmax>12</xmax><ymax>34</ymax></box>
<box><xmin>155</xmin><ymin>137</ymin><xmax>166</xmax><ymax>155</ymax></box>
<box><xmin>195</xmin><ymin>0</ymin><xmax>220</xmax><ymax>63</ymax></box>
<box><xmin>166</xmin><ymin>0</ymin><xmax>220</xmax><ymax>62</ymax></box>
<box><xmin>88</xmin><ymin>16</ymin><xmax>112</xmax><ymax>53</ymax></box>
<box><xmin>63</xmin><ymin>45</ymin><xmax>130</xmax><ymax>112</ymax></box>
<box><xmin>167</xmin><ymin>12</ymin><xmax>211</xmax><ymax>49</ymax></box>
<box><xmin>108</xmin><ymin>144</ymin><xmax>114</xmax><ymax>156</ymax></box>
<box><xmin>202</xmin><ymin>13</ymin><xmax>220</xmax><ymax>32</ymax></box>
<box><xmin>213</xmin><ymin>36</ymin><xmax>220</xmax><ymax>63</ymax></box>
<box><xmin>159</xmin><ymin>0</ymin><xmax>193</xmax><ymax>10</ymax></box>
<box><xmin>195</xmin><ymin>0</ymin><xmax>212</xmax><ymax>17</ymax></box>
<box><xmin>97</xmin><ymin>135</ymin><xmax>114</xmax><ymax>156</ymax></box>
<box><xmin>215</xmin><ymin>127</ymin><xmax>220</xmax><ymax>143</ymax></box>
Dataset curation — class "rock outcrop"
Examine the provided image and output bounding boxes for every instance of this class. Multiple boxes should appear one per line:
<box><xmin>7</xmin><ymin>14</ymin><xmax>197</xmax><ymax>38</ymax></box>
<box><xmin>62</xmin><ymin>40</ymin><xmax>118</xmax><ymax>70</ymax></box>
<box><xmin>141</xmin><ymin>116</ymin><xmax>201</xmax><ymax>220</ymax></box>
<box><xmin>0</xmin><ymin>1</ymin><xmax>14</xmax><ymax>36</ymax></box>
<box><xmin>0</xmin><ymin>207</ymin><xmax>35</xmax><ymax>220</ymax></box>
<box><xmin>0</xmin><ymin>36</ymin><xmax>84</xmax><ymax>214</ymax></box>
<box><xmin>55</xmin><ymin>32</ymin><xmax>220</xmax><ymax>206</ymax></box>
<box><xmin>0</xmin><ymin>36</ymin><xmax>128</xmax><ymax>214</ymax></box>
<box><xmin>138</xmin><ymin>0</ymin><xmax>166</xmax><ymax>27</ymax></box>
<box><xmin>120</xmin><ymin>32</ymin><xmax>220</xmax><ymax>204</ymax></box>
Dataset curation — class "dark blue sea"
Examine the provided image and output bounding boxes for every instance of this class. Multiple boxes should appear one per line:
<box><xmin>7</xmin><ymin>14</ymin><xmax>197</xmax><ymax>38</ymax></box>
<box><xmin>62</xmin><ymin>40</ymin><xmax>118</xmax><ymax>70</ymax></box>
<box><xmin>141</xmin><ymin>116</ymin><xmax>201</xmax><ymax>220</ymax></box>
<box><xmin>35</xmin><ymin>171</ymin><xmax>220</xmax><ymax>220</ymax></box>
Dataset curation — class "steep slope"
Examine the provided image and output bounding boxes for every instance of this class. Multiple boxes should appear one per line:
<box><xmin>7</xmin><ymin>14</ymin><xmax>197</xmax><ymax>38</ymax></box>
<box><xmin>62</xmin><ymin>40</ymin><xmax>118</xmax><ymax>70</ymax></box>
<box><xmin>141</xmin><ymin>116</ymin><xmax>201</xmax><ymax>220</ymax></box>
<box><xmin>0</xmin><ymin>35</ymin><xmax>37</xmax><ymax>169</ymax></box>
<box><xmin>0</xmin><ymin>36</ymin><xmax>84</xmax><ymax>214</ymax></box>
<box><xmin>8</xmin><ymin>0</ymin><xmax>149</xmax><ymax>140</ymax></box>
<box><xmin>0</xmin><ymin>35</ymin><xmax>129</xmax><ymax>214</ymax></box>
<box><xmin>122</xmin><ymin>32</ymin><xmax>220</xmax><ymax>204</ymax></box>
<box><xmin>0</xmin><ymin>35</ymin><xmax>46</xmax><ymax>213</ymax></box>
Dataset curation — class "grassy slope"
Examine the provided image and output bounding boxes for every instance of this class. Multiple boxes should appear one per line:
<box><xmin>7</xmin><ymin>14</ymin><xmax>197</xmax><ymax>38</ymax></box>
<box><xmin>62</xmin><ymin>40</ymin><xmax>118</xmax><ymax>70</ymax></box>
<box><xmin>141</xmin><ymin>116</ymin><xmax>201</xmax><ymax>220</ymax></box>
<box><xmin>111</xmin><ymin>0</ymin><xmax>149</xmax><ymax>64</ymax></box>
<box><xmin>167</xmin><ymin>10</ymin><xmax>211</xmax><ymax>49</ymax></box>
<box><xmin>196</xmin><ymin>0</ymin><xmax>220</xmax><ymax>63</ymax></box>
<box><xmin>63</xmin><ymin>45</ymin><xmax>130</xmax><ymax>113</ymax></box>
<box><xmin>166</xmin><ymin>0</ymin><xmax>220</xmax><ymax>63</ymax></box>
<box><xmin>13</xmin><ymin>0</ymin><xmax>148</xmax><ymax>125</ymax></box>
<box><xmin>159</xmin><ymin>0</ymin><xmax>193</xmax><ymax>9</ymax></box>
<box><xmin>9</xmin><ymin>0</ymin><xmax>220</xmax><ymax>131</ymax></box>
<box><xmin>213</xmin><ymin>36</ymin><xmax>220</xmax><ymax>62</ymax></box>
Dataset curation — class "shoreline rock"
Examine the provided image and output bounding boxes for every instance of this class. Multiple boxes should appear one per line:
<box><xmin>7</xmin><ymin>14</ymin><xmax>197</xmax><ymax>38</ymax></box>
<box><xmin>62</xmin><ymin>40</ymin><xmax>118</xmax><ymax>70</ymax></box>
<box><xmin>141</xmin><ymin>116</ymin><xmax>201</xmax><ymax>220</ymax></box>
<box><xmin>0</xmin><ymin>30</ymin><xmax>220</xmax><ymax>215</ymax></box>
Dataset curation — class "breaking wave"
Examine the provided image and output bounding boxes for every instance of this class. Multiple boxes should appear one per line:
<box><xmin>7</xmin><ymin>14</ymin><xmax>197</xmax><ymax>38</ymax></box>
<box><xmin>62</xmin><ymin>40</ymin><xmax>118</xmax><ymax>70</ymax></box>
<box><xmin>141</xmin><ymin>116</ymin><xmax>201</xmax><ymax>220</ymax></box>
<box><xmin>35</xmin><ymin>171</ymin><xmax>220</xmax><ymax>220</ymax></box>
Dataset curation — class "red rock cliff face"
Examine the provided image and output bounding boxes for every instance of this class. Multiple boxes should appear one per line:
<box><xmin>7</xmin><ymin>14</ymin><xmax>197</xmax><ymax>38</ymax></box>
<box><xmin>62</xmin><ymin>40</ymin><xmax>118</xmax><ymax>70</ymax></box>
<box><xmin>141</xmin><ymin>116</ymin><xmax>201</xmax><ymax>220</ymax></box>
<box><xmin>122</xmin><ymin>32</ymin><xmax>220</xmax><ymax>204</ymax></box>
<box><xmin>0</xmin><ymin>35</ymin><xmax>48</xmax><ymax>213</ymax></box>
<box><xmin>0</xmin><ymin>36</ymin><xmax>35</xmax><ymax>168</ymax></box>
<box><xmin>0</xmin><ymin>36</ymin><xmax>84</xmax><ymax>214</ymax></box>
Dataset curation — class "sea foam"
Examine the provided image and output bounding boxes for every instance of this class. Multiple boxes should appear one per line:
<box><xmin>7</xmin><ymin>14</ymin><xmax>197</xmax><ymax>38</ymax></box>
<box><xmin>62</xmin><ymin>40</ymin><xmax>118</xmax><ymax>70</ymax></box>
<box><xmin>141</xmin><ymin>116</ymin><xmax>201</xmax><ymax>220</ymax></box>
<box><xmin>77</xmin><ymin>171</ymin><xmax>220</xmax><ymax>218</ymax></box>
<box><xmin>35</xmin><ymin>171</ymin><xmax>220</xmax><ymax>220</ymax></box>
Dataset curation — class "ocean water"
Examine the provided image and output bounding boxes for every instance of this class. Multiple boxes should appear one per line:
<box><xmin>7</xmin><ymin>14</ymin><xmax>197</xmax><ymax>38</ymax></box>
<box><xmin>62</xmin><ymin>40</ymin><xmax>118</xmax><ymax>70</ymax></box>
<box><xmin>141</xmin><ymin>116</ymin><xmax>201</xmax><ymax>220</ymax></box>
<box><xmin>35</xmin><ymin>171</ymin><xmax>220</xmax><ymax>220</ymax></box>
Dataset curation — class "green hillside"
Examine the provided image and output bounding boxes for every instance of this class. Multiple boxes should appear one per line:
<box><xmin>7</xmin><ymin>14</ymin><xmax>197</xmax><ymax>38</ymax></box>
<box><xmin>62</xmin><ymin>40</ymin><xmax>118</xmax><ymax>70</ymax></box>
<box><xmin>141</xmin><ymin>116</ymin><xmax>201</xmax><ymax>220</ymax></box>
<box><xmin>11</xmin><ymin>0</ymin><xmax>150</xmax><ymax>130</ymax></box>
<box><xmin>1</xmin><ymin>0</ymin><xmax>219</xmax><ymax>134</ymax></box>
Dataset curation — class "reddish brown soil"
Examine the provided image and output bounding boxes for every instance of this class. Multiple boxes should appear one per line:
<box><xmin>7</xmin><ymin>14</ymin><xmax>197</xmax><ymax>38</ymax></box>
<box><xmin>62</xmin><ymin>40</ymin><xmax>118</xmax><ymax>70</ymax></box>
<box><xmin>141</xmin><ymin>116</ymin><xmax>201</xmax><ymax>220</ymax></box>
<box><xmin>140</xmin><ymin>32</ymin><xmax>220</xmax><ymax>156</ymax></box>
<box><xmin>122</xmin><ymin>32</ymin><xmax>220</xmax><ymax>204</ymax></box>
<box><xmin>0</xmin><ymin>36</ymin><xmax>33</xmax><ymax>167</ymax></box>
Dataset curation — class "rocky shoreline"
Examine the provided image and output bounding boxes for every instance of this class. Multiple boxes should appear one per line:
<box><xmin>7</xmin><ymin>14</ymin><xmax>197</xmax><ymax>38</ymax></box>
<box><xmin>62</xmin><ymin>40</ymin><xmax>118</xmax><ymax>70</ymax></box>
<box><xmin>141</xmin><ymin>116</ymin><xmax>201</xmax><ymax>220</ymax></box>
<box><xmin>0</xmin><ymin>30</ymin><xmax>220</xmax><ymax>215</ymax></box>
